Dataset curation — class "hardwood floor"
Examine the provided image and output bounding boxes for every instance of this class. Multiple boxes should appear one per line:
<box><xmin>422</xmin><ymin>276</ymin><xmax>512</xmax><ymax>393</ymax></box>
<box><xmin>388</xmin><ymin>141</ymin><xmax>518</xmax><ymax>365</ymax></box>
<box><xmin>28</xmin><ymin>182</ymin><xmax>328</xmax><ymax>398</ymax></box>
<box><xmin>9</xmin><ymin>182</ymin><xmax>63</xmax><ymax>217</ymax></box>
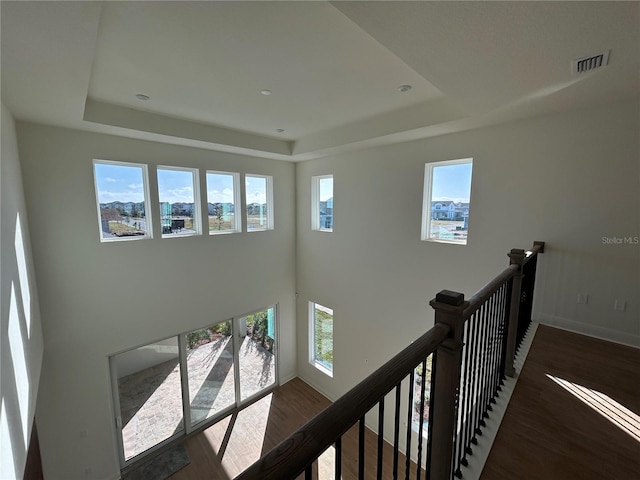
<box><xmin>170</xmin><ymin>377</ymin><xmax>425</xmax><ymax>480</ymax></box>
<box><xmin>169</xmin><ymin>325</ymin><xmax>638</xmax><ymax>480</ymax></box>
<box><xmin>480</xmin><ymin>325</ymin><xmax>640</xmax><ymax>480</ymax></box>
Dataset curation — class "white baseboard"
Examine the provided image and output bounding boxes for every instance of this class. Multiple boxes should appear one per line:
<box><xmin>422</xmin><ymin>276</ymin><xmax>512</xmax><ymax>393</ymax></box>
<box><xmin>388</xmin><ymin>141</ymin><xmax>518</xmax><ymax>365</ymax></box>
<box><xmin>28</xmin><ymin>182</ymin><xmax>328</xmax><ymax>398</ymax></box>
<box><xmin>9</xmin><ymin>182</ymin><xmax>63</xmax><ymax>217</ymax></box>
<box><xmin>295</xmin><ymin>375</ymin><xmax>337</xmax><ymax>403</ymax></box>
<box><xmin>538</xmin><ymin>314</ymin><xmax>640</xmax><ymax>349</ymax></box>
<box><xmin>279</xmin><ymin>372</ymin><xmax>298</xmax><ymax>386</ymax></box>
<box><xmin>457</xmin><ymin>322</ymin><xmax>539</xmax><ymax>480</ymax></box>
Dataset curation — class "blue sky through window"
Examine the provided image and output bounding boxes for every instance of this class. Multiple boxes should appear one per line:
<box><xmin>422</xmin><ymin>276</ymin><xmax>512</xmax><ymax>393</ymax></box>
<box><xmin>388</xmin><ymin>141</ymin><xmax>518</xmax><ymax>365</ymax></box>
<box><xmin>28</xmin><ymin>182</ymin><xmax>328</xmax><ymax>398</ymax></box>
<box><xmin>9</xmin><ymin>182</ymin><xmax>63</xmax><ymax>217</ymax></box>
<box><xmin>319</xmin><ymin>177</ymin><xmax>333</xmax><ymax>202</ymax></box>
<box><xmin>246</xmin><ymin>175</ymin><xmax>267</xmax><ymax>204</ymax></box>
<box><xmin>157</xmin><ymin>168</ymin><xmax>195</xmax><ymax>205</ymax></box>
<box><xmin>206</xmin><ymin>173</ymin><xmax>235</xmax><ymax>204</ymax></box>
<box><xmin>95</xmin><ymin>163</ymin><xmax>146</xmax><ymax>204</ymax></box>
<box><xmin>432</xmin><ymin>162</ymin><xmax>472</xmax><ymax>202</ymax></box>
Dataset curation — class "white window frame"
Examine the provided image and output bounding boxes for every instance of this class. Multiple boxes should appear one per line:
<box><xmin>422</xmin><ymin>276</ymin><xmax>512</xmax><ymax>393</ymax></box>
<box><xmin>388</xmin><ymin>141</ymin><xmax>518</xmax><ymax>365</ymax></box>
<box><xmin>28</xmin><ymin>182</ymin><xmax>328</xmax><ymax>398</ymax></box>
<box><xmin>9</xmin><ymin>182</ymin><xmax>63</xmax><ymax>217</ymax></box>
<box><xmin>93</xmin><ymin>159</ymin><xmax>153</xmax><ymax>242</ymax></box>
<box><xmin>206</xmin><ymin>170</ymin><xmax>241</xmax><ymax>235</ymax></box>
<box><xmin>157</xmin><ymin>165</ymin><xmax>202</xmax><ymax>238</ymax></box>
<box><xmin>245</xmin><ymin>174</ymin><xmax>274</xmax><ymax>232</ymax></box>
<box><xmin>235</xmin><ymin>304</ymin><xmax>279</xmax><ymax>402</ymax></box>
<box><xmin>308</xmin><ymin>301</ymin><xmax>334</xmax><ymax>377</ymax></box>
<box><xmin>421</xmin><ymin>158</ymin><xmax>473</xmax><ymax>245</ymax></box>
<box><xmin>311</xmin><ymin>175</ymin><xmax>334</xmax><ymax>232</ymax></box>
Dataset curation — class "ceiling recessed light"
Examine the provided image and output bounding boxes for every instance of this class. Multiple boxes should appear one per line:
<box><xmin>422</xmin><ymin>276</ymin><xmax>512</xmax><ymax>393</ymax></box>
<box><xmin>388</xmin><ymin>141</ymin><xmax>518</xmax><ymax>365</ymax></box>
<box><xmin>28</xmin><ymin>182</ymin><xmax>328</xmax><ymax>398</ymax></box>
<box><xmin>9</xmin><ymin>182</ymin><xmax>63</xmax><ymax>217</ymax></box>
<box><xmin>397</xmin><ymin>84</ymin><xmax>412</xmax><ymax>93</ymax></box>
<box><xmin>276</xmin><ymin>128</ymin><xmax>285</xmax><ymax>133</ymax></box>
<box><xmin>260</xmin><ymin>89</ymin><xmax>273</xmax><ymax>96</ymax></box>
<box><xmin>135</xmin><ymin>94</ymin><xmax>150</xmax><ymax>101</ymax></box>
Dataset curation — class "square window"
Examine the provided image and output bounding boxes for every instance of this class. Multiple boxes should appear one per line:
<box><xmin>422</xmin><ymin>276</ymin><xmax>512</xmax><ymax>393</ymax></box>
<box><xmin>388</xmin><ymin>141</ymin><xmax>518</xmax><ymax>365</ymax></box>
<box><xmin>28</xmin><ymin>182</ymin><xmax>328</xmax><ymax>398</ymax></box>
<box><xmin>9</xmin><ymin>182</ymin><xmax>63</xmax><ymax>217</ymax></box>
<box><xmin>93</xmin><ymin>160</ymin><xmax>152</xmax><ymax>241</ymax></box>
<box><xmin>245</xmin><ymin>174</ymin><xmax>273</xmax><ymax>231</ymax></box>
<box><xmin>206</xmin><ymin>171</ymin><xmax>241</xmax><ymax>234</ymax></box>
<box><xmin>309</xmin><ymin>302</ymin><xmax>333</xmax><ymax>377</ymax></box>
<box><xmin>421</xmin><ymin>159</ymin><xmax>473</xmax><ymax>245</ymax></box>
<box><xmin>312</xmin><ymin>175</ymin><xmax>333</xmax><ymax>232</ymax></box>
<box><xmin>157</xmin><ymin>166</ymin><xmax>201</xmax><ymax>238</ymax></box>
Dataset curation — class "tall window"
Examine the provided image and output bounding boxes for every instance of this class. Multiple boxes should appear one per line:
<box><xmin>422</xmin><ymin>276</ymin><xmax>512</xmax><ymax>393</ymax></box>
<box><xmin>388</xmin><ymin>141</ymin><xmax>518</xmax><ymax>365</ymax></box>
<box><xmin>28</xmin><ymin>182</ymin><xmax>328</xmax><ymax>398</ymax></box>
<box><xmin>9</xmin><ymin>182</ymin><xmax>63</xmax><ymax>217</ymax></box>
<box><xmin>109</xmin><ymin>305</ymin><xmax>278</xmax><ymax>468</ymax></box>
<box><xmin>238</xmin><ymin>306</ymin><xmax>277</xmax><ymax>400</ymax></box>
<box><xmin>421</xmin><ymin>158</ymin><xmax>473</xmax><ymax>245</ymax></box>
<box><xmin>312</xmin><ymin>175</ymin><xmax>334</xmax><ymax>232</ymax></box>
<box><xmin>157</xmin><ymin>167</ymin><xmax>201</xmax><ymax>238</ymax></box>
<box><xmin>93</xmin><ymin>160</ymin><xmax>152</xmax><ymax>241</ymax></box>
<box><xmin>309</xmin><ymin>302</ymin><xmax>333</xmax><ymax>377</ymax></box>
<box><xmin>206</xmin><ymin>171</ymin><xmax>240</xmax><ymax>234</ymax></box>
<box><xmin>245</xmin><ymin>174</ymin><xmax>273</xmax><ymax>231</ymax></box>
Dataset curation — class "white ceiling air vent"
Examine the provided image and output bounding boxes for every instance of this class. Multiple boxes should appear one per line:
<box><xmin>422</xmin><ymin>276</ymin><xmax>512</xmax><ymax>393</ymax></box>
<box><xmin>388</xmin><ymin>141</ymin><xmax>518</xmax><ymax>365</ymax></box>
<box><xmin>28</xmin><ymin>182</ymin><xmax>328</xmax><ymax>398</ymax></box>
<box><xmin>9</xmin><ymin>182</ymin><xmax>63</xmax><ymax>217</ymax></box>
<box><xmin>572</xmin><ymin>50</ymin><xmax>610</xmax><ymax>75</ymax></box>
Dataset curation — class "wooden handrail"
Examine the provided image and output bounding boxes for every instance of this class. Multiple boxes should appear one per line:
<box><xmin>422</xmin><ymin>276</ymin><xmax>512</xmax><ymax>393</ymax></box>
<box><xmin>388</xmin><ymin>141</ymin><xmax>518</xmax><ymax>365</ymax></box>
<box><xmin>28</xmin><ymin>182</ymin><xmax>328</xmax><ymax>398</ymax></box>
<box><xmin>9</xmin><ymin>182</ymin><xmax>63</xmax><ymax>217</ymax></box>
<box><xmin>523</xmin><ymin>241</ymin><xmax>545</xmax><ymax>266</ymax></box>
<box><xmin>463</xmin><ymin>264</ymin><xmax>519</xmax><ymax>318</ymax></box>
<box><xmin>235</xmin><ymin>323</ymin><xmax>451</xmax><ymax>480</ymax></box>
<box><xmin>237</xmin><ymin>241</ymin><xmax>545</xmax><ymax>480</ymax></box>
<box><xmin>462</xmin><ymin>241</ymin><xmax>545</xmax><ymax>317</ymax></box>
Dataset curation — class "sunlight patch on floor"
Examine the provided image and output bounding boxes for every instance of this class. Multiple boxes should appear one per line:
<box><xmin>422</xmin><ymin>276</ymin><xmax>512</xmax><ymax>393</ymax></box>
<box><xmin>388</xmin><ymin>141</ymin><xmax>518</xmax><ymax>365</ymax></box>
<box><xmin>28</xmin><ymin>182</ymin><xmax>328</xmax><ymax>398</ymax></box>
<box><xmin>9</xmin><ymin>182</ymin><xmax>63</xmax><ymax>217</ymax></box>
<box><xmin>203</xmin><ymin>393</ymin><xmax>274</xmax><ymax>478</ymax></box>
<box><xmin>546</xmin><ymin>374</ymin><xmax>640</xmax><ymax>442</ymax></box>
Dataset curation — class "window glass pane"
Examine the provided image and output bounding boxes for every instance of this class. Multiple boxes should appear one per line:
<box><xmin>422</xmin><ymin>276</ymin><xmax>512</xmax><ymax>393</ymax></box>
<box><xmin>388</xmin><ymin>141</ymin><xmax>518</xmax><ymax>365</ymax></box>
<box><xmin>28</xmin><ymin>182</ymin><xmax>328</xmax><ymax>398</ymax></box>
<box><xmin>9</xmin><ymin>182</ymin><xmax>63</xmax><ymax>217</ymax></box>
<box><xmin>246</xmin><ymin>175</ymin><xmax>273</xmax><ymax>231</ymax></box>
<box><xmin>313</xmin><ymin>175</ymin><xmax>333</xmax><ymax>231</ymax></box>
<box><xmin>186</xmin><ymin>321</ymin><xmax>235</xmax><ymax>426</ymax></box>
<box><xmin>158</xmin><ymin>167</ymin><xmax>200</xmax><ymax>237</ymax></box>
<box><xmin>238</xmin><ymin>307</ymin><xmax>277</xmax><ymax>401</ymax></box>
<box><xmin>422</xmin><ymin>159</ymin><xmax>472</xmax><ymax>244</ymax></box>
<box><xmin>111</xmin><ymin>337</ymin><xmax>183</xmax><ymax>462</ymax></box>
<box><xmin>310</xmin><ymin>303</ymin><xmax>333</xmax><ymax>375</ymax></box>
<box><xmin>319</xmin><ymin>177</ymin><xmax>333</xmax><ymax>230</ymax></box>
<box><xmin>206</xmin><ymin>172</ymin><xmax>239</xmax><ymax>234</ymax></box>
<box><xmin>94</xmin><ymin>161</ymin><xmax>150</xmax><ymax>240</ymax></box>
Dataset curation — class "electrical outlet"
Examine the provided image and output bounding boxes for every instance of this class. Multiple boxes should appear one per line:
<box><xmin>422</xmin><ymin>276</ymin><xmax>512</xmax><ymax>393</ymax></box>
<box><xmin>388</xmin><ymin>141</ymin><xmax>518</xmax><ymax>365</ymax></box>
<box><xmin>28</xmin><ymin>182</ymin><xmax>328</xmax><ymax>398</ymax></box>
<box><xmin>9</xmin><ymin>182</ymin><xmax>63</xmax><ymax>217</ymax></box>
<box><xmin>577</xmin><ymin>293</ymin><xmax>589</xmax><ymax>305</ymax></box>
<box><xmin>614</xmin><ymin>299</ymin><xmax>626</xmax><ymax>312</ymax></box>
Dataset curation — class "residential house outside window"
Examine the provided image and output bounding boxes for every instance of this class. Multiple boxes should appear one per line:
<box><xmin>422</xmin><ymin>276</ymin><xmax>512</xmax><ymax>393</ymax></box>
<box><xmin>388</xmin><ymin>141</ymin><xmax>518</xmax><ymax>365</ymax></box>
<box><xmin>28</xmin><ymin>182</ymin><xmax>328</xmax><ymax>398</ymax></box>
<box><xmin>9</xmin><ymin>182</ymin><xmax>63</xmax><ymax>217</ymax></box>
<box><xmin>421</xmin><ymin>158</ymin><xmax>473</xmax><ymax>245</ymax></box>
<box><xmin>157</xmin><ymin>166</ymin><xmax>201</xmax><ymax>238</ymax></box>
<box><xmin>206</xmin><ymin>171</ymin><xmax>241</xmax><ymax>234</ymax></box>
<box><xmin>312</xmin><ymin>175</ymin><xmax>333</xmax><ymax>231</ymax></box>
<box><xmin>245</xmin><ymin>174</ymin><xmax>273</xmax><ymax>231</ymax></box>
<box><xmin>93</xmin><ymin>160</ymin><xmax>152</xmax><ymax>241</ymax></box>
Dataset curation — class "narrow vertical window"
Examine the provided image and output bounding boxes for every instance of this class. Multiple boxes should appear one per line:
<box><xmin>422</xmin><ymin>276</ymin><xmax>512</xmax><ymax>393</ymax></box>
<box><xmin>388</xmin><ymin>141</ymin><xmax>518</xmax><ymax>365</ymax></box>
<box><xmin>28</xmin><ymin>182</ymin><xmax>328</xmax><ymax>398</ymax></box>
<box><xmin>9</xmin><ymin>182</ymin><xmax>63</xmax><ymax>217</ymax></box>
<box><xmin>110</xmin><ymin>336</ymin><xmax>184</xmax><ymax>463</ymax></box>
<box><xmin>157</xmin><ymin>166</ymin><xmax>201</xmax><ymax>238</ymax></box>
<box><xmin>238</xmin><ymin>306</ymin><xmax>277</xmax><ymax>400</ymax></box>
<box><xmin>245</xmin><ymin>174</ymin><xmax>273</xmax><ymax>231</ymax></box>
<box><xmin>206</xmin><ymin>171</ymin><xmax>240</xmax><ymax>234</ymax></box>
<box><xmin>312</xmin><ymin>175</ymin><xmax>333</xmax><ymax>232</ymax></box>
<box><xmin>185</xmin><ymin>320</ymin><xmax>235</xmax><ymax>426</ymax></box>
<box><xmin>93</xmin><ymin>160</ymin><xmax>152</xmax><ymax>241</ymax></box>
<box><xmin>309</xmin><ymin>302</ymin><xmax>333</xmax><ymax>377</ymax></box>
<box><xmin>421</xmin><ymin>158</ymin><xmax>473</xmax><ymax>244</ymax></box>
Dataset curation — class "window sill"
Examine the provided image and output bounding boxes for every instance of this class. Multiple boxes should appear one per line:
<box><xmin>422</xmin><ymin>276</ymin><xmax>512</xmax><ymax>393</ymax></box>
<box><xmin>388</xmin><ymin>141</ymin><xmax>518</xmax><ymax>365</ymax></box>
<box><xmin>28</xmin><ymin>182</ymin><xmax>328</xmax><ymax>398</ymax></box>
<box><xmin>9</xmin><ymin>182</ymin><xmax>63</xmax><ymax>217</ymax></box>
<box><xmin>311</xmin><ymin>361</ymin><xmax>333</xmax><ymax>378</ymax></box>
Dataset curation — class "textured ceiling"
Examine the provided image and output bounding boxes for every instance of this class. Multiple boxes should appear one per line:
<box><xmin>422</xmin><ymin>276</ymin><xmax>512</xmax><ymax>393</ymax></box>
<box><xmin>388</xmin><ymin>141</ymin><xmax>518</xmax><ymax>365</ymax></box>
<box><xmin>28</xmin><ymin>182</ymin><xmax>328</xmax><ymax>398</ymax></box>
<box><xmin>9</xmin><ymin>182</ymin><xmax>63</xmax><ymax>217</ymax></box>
<box><xmin>2</xmin><ymin>1</ymin><xmax>638</xmax><ymax>160</ymax></box>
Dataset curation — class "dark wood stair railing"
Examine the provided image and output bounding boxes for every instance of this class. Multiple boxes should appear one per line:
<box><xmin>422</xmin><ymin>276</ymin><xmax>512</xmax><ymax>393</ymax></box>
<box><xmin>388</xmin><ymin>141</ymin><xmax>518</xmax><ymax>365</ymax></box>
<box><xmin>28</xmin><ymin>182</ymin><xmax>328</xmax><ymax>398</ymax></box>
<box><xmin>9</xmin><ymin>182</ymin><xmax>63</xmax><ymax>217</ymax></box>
<box><xmin>236</xmin><ymin>242</ymin><xmax>544</xmax><ymax>480</ymax></box>
<box><xmin>236</xmin><ymin>323</ymin><xmax>450</xmax><ymax>480</ymax></box>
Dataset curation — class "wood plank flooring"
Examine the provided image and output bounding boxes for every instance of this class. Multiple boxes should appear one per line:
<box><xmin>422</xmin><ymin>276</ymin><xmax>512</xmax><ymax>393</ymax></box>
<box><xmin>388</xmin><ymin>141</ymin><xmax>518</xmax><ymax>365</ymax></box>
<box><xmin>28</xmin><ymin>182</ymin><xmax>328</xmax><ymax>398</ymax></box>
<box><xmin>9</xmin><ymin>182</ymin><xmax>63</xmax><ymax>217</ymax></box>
<box><xmin>480</xmin><ymin>325</ymin><xmax>640</xmax><ymax>480</ymax></box>
<box><xmin>168</xmin><ymin>324</ymin><xmax>638</xmax><ymax>480</ymax></box>
<box><xmin>170</xmin><ymin>377</ymin><xmax>425</xmax><ymax>480</ymax></box>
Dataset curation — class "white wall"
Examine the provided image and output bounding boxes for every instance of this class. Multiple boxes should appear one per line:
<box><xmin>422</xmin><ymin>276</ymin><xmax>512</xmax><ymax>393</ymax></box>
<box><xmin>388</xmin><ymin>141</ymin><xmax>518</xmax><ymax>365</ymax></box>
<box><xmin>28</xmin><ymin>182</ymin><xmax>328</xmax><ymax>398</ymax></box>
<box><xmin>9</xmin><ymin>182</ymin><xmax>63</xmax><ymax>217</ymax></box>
<box><xmin>16</xmin><ymin>123</ymin><xmax>296</xmax><ymax>480</ymax></box>
<box><xmin>296</xmin><ymin>100</ymin><xmax>640</xmax><ymax>404</ymax></box>
<box><xmin>0</xmin><ymin>103</ymin><xmax>44</xmax><ymax>479</ymax></box>
<box><xmin>12</xmin><ymin>100</ymin><xmax>639</xmax><ymax>478</ymax></box>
